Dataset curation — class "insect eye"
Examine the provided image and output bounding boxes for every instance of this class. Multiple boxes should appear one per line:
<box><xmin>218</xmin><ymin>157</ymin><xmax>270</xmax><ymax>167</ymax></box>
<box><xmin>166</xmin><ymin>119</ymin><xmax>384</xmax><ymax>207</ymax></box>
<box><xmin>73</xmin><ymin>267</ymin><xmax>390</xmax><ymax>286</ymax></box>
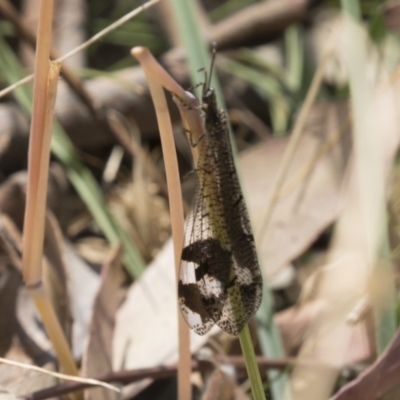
<box><xmin>204</xmin><ymin>89</ymin><xmax>212</xmax><ymax>99</ymax></box>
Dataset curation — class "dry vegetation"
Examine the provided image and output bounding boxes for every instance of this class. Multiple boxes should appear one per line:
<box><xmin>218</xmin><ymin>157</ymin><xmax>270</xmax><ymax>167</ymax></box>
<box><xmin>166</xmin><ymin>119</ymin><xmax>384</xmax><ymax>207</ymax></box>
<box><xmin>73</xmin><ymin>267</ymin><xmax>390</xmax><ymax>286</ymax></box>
<box><xmin>1</xmin><ymin>0</ymin><xmax>400</xmax><ymax>399</ymax></box>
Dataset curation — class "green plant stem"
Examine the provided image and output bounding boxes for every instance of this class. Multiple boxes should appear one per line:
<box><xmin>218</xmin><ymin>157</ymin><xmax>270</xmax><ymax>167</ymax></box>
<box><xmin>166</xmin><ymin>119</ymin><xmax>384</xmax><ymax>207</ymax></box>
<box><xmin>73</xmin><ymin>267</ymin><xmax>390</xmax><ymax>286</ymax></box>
<box><xmin>257</xmin><ymin>285</ymin><xmax>290</xmax><ymax>400</ymax></box>
<box><xmin>168</xmin><ymin>1</ymin><xmax>282</xmax><ymax>396</ymax></box>
<box><xmin>239</xmin><ymin>324</ymin><xmax>266</xmax><ymax>400</ymax></box>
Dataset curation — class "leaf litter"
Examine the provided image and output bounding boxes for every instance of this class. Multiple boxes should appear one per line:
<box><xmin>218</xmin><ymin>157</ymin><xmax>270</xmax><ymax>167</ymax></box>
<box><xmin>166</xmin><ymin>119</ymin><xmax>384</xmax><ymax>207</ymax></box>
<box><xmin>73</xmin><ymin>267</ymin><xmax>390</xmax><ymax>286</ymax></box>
<box><xmin>3</xmin><ymin>4</ymin><xmax>400</xmax><ymax>400</ymax></box>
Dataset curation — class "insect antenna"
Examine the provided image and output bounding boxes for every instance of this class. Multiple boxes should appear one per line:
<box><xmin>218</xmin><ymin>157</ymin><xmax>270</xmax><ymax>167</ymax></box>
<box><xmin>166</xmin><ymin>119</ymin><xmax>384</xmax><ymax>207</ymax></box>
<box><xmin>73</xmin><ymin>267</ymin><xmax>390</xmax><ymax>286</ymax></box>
<box><xmin>197</xmin><ymin>43</ymin><xmax>218</xmax><ymax>98</ymax></box>
<box><xmin>207</xmin><ymin>42</ymin><xmax>217</xmax><ymax>91</ymax></box>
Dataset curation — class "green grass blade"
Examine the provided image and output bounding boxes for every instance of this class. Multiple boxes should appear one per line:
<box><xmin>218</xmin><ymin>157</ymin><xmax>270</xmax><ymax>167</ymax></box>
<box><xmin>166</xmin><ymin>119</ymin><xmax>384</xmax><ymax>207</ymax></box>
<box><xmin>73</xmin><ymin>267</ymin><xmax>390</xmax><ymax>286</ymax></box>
<box><xmin>220</xmin><ymin>57</ymin><xmax>291</xmax><ymax>133</ymax></box>
<box><xmin>167</xmin><ymin>0</ymin><xmax>224</xmax><ymax>108</ymax></box>
<box><xmin>257</xmin><ymin>284</ymin><xmax>291</xmax><ymax>399</ymax></box>
<box><xmin>0</xmin><ymin>34</ymin><xmax>145</xmax><ymax>278</ymax></box>
<box><xmin>168</xmin><ymin>1</ymin><xmax>288</xmax><ymax>398</ymax></box>
<box><xmin>285</xmin><ymin>24</ymin><xmax>304</xmax><ymax>95</ymax></box>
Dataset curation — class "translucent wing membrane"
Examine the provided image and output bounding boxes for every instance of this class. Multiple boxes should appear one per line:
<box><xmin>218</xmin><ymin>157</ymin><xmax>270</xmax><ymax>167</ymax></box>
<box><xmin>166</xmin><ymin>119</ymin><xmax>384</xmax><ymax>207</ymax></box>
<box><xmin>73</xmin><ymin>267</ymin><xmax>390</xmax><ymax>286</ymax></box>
<box><xmin>178</xmin><ymin>88</ymin><xmax>263</xmax><ymax>336</ymax></box>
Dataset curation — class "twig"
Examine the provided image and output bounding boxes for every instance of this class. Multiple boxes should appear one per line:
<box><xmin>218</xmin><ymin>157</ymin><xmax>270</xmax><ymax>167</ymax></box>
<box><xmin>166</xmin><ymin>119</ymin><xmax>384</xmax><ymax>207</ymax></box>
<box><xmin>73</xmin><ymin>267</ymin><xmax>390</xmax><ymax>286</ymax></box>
<box><xmin>0</xmin><ymin>357</ymin><xmax>119</xmax><ymax>393</ymax></box>
<box><xmin>24</xmin><ymin>356</ymin><xmax>332</xmax><ymax>400</ymax></box>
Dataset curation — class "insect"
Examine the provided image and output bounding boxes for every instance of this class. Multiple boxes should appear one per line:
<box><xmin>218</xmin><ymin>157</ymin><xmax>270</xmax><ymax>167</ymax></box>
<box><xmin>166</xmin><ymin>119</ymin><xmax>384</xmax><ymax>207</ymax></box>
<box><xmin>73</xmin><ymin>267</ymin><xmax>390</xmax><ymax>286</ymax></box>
<box><xmin>177</xmin><ymin>64</ymin><xmax>263</xmax><ymax>336</ymax></box>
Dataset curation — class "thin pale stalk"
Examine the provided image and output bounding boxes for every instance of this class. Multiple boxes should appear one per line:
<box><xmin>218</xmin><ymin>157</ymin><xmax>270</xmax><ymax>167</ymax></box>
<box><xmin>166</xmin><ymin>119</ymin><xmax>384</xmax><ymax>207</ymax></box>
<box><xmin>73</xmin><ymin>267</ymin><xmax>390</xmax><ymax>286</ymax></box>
<box><xmin>132</xmin><ymin>46</ymin><xmax>191</xmax><ymax>400</ymax></box>
<box><xmin>256</xmin><ymin>51</ymin><xmax>331</xmax><ymax>242</ymax></box>
<box><xmin>278</xmin><ymin>119</ymin><xmax>349</xmax><ymax>199</ymax></box>
<box><xmin>166</xmin><ymin>0</ymin><xmax>284</xmax><ymax>394</ymax></box>
<box><xmin>25</xmin><ymin>61</ymin><xmax>79</xmax><ymax>378</ymax></box>
<box><xmin>255</xmin><ymin>40</ymin><xmax>333</xmax><ymax>400</ymax></box>
<box><xmin>0</xmin><ymin>357</ymin><xmax>119</xmax><ymax>392</ymax></box>
<box><xmin>22</xmin><ymin>0</ymin><xmax>53</xmax><ymax>285</ymax></box>
<box><xmin>0</xmin><ymin>0</ymin><xmax>159</xmax><ymax>99</ymax></box>
<box><xmin>134</xmin><ymin>46</ymin><xmax>266</xmax><ymax>399</ymax></box>
<box><xmin>340</xmin><ymin>0</ymin><xmax>396</xmax><ymax>352</ymax></box>
<box><xmin>29</xmin><ymin>283</ymin><xmax>79</xmax><ymax>377</ymax></box>
<box><xmin>22</xmin><ymin>0</ymin><xmax>78</xmax><ymax>380</ymax></box>
<box><xmin>0</xmin><ymin>0</ymin><xmax>145</xmax><ymax>279</ymax></box>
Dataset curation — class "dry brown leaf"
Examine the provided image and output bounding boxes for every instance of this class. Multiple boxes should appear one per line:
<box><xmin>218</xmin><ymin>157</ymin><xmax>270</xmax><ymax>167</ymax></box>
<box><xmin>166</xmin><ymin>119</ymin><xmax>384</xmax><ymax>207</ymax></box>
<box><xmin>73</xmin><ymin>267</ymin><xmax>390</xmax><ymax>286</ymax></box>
<box><xmin>201</xmin><ymin>368</ymin><xmax>236</xmax><ymax>400</ymax></box>
<box><xmin>0</xmin><ymin>340</ymin><xmax>56</xmax><ymax>397</ymax></box>
<box><xmin>75</xmin><ymin>236</ymin><xmax>111</xmax><ymax>266</ymax></box>
<box><xmin>0</xmin><ymin>215</ymin><xmax>23</xmax><ymax>357</ymax></box>
<box><xmin>62</xmin><ymin>241</ymin><xmax>100</xmax><ymax>360</ymax></box>
<box><xmin>0</xmin><ymin>167</ymin><xmax>67</xmax><ymax>233</ymax></box>
<box><xmin>275</xmin><ymin>300</ymin><xmax>326</xmax><ymax>356</ymax></box>
<box><xmin>384</xmin><ymin>1</ymin><xmax>400</xmax><ymax>34</ymax></box>
<box><xmin>330</xmin><ymin>327</ymin><xmax>400</xmax><ymax>400</ymax></box>
<box><xmin>82</xmin><ymin>244</ymin><xmax>124</xmax><ymax>400</ymax></box>
<box><xmin>113</xmin><ymin>99</ymin><xmax>351</xmax><ymax>397</ymax></box>
<box><xmin>43</xmin><ymin>211</ymin><xmax>73</xmax><ymax>347</ymax></box>
<box><xmin>114</xmin><ymin>243</ymin><xmax>221</xmax><ymax>398</ymax></box>
<box><xmin>110</xmin><ymin>180</ymin><xmax>171</xmax><ymax>263</ymax></box>
<box><xmin>0</xmin><ymin>211</ymin><xmax>74</xmax><ymax>365</ymax></box>
<box><xmin>287</xmin><ymin>65</ymin><xmax>400</xmax><ymax>400</ymax></box>
<box><xmin>244</xmin><ymin>100</ymin><xmax>350</xmax><ymax>288</ymax></box>
<box><xmin>0</xmin><ymin>393</ymin><xmax>18</xmax><ymax>399</ymax></box>
<box><xmin>307</xmin><ymin>10</ymin><xmax>399</xmax><ymax>87</ymax></box>
<box><xmin>0</xmin><ymin>254</ymin><xmax>20</xmax><ymax>357</ymax></box>
<box><xmin>16</xmin><ymin>287</ymin><xmax>55</xmax><ymax>363</ymax></box>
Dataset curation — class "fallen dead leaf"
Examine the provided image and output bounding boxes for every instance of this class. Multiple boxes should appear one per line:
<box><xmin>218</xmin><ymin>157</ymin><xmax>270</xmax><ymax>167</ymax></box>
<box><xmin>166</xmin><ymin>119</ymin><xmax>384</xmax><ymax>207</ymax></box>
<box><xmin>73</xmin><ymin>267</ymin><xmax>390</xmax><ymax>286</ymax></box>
<box><xmin>113</xmin><ymin>98</ymin><xmax>351</xmax><ymax>396</ymax></box>
<box><xmin>243</xmin><ymin>100</ymin><xmax>350</xmax><ymax>287</ymax></box>
<box><xmin>330</xmin><ymin>327</ymin><xmax>400</xmax><ymax>400</ymax></box>
<box><xmin>0</xmin><ymin>260</ymin><xmax>19</xmax><ymax>357</ymax></box>
<box><xmin>82</xmin><ymin>244</ymin><xmax>124</xmax><ymax>400</ymax></box>
<box><xmin>0</xmin><ymin>340</ymin><xmax>56</xmax><ymax>397</ymax></box>
<box><xmin>201</xmin><ymin>368</ymin><xmax>236</xmax><ymax>400</ymax></box>
<box><xmin>287</xmin><ymin>59</ymin><xmax>400</xmax><ymax>400</ymax></box>
<box><xmin>63</xmin><ymin>241</ymin><xmax>100</xmax><ymax>360</ymax></box>
<box><xmin>114</xmin><ymin>242</ymin><xmax>220</xmax><ymax>398</ymax></box>
<box><xmin>384</xmin><ymin>1</ymin><xmax>400</xmax><ymax>34</ymax></box>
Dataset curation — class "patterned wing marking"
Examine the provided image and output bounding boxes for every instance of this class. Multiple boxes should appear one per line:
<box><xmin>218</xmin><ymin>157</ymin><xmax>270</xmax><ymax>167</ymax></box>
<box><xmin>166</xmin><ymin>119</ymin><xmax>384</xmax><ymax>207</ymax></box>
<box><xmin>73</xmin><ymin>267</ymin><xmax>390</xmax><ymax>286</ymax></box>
<box><xmin>179</xmin><ymin>143</ymin><xmax>253</xmax><ymax>336</ymax></box>
<box><xmin>178</xmin><ymin>256</ymin><xmax>214</xmax><ymax>336</ymax></box>
<box><xmin>179</xmin><ymin>87</ymin><xmax>263</xmax><ymax>336</ymax></box>
<box><xmin>204</xmin><ymin>92</ymin><xmax>263</xmax><ymax>328</ymax></box>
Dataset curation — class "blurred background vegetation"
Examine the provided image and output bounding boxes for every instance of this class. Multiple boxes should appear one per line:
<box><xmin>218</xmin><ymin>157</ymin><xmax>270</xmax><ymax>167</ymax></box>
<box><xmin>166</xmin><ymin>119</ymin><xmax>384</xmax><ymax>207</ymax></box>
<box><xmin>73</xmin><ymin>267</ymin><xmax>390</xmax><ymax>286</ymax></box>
<box><xmin>1</xmin><ymin>0</ymin><xmax>400</xmax><ymax>399</ymax></box>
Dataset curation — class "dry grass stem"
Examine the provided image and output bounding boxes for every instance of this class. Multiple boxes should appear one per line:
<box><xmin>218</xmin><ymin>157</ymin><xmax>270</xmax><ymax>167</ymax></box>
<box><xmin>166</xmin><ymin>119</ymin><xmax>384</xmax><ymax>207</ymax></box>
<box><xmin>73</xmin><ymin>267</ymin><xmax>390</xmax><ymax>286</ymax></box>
<box><xmin>106</xmin><ymin>110</ymin><xmax>170</xmax><ymax>200</ymax></box>
<box><xmin>0</xmin><ymin>0</ymin><xmax>159</xmax><ymax>99</ymax></box>
<box><xmin>0</xmin><ymin>357</ymin><xmax>120</xmax><ymax>392</ymax></box>
<box><xmin>132</xmin><ymin>46</ymin><xmax>191</xmax><ymax>400</ymax></box>
<box><xmin>22</xmin><ymin>0</ymin><xmax>54</xmax><ymax>284</ymax></box>
<box><xmin>23</xmin><ymin>61</ymin><xmax>60</xmax><ymax>283</ymax></box>
<box><xmin>22</xmin><ymin>0</ymin><xmax>78</xmax><ymax>382</ymax></box>
<box><xmin>256</xmin><ymin>50</ymin><xmax>332</xmax><ymax>243</ymax></box>
<box><xmin>278</xmin><ymin>117</ymin><xmax>350</xmax><ymax>200</ymax></box>
<box><xmin>26</xmin><ymin>59</ymin><xmax>79</xmax><ymax>378</ymax></box>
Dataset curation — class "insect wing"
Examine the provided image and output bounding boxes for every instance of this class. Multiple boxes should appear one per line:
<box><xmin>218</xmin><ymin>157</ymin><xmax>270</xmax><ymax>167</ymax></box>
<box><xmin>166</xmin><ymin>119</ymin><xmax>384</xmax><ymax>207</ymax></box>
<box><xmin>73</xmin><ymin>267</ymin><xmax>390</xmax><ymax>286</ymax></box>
<box><xmin>178</xmin><ymin>204</ymin><xmax>215</xmax><ymax>336</ymax></box>
<box><xmin>203</xmin><ymin>89</ymin><xmax>263</xmax><ymax>331</ymax></box>
<box><xmin>179</xmin><ymin>145</ymin><xmax>249</xmax><ymax>336</ymax></box>
<box><xmin>178</xmin><ymin>87</ymin><xmax>263</xmax><ymax>336</ymax></box>
<box><xmin>211</xmin><ymin>133</ymin><xmax>263</xmax><ymax>323</ymax></box>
